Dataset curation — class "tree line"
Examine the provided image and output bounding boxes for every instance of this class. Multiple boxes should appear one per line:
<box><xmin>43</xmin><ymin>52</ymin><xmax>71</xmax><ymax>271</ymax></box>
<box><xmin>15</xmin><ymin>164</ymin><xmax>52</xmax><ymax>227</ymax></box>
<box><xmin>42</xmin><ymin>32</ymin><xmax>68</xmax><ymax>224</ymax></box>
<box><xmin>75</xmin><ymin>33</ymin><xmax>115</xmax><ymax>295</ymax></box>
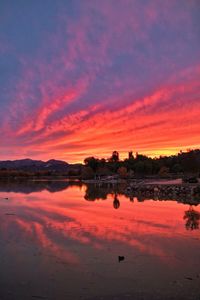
<box><xmin>81</xmin><ymin>149</ymin><xmax>200</xmax><ymax>179</ymax></box>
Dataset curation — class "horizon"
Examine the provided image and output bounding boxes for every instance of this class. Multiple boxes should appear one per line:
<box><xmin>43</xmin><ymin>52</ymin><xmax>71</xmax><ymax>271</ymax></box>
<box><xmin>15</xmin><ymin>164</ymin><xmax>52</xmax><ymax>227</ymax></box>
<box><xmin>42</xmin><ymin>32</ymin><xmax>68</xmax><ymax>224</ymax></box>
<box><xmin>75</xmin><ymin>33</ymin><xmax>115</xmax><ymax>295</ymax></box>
<box><xmin>1</xmin><ymin>1</ymin><xmax>200</xmax><ymax>163</ymax></box>
<box><xmin>1</xmin><ymin>148</ymin><xmax>199</xmax><ymax>164</ymax></box>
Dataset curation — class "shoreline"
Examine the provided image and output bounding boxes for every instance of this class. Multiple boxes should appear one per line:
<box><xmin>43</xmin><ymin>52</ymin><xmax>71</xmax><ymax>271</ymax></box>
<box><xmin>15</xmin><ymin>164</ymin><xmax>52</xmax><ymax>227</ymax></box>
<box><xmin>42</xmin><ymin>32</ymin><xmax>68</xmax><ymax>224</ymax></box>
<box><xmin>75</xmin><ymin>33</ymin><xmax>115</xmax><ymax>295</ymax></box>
<box><xmin>0</xmin><ymin>176</ymin><xmax>199</xmax><ymax>185</ymax></box>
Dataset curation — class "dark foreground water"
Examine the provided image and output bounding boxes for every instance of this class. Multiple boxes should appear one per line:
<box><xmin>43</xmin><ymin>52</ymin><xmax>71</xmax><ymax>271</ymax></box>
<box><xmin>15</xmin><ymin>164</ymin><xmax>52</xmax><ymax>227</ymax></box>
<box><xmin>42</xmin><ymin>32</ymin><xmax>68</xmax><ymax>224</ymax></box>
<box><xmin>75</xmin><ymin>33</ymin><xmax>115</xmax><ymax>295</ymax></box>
<box><xmin>0</xmin><ymin>181</ymin><xmax>200</xmax><ymax>300</ymax></box>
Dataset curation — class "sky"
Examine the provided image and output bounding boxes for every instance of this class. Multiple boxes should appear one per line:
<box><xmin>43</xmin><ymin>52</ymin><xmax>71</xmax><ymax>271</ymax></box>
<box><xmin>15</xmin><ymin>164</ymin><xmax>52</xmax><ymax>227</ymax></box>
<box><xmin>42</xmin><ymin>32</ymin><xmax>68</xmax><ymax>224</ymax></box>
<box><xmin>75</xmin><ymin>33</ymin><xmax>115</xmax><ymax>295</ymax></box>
<box><xmin>0</xmin><ymin>0</ymin><xmax>200</xmax><ymax>163</ymax></box>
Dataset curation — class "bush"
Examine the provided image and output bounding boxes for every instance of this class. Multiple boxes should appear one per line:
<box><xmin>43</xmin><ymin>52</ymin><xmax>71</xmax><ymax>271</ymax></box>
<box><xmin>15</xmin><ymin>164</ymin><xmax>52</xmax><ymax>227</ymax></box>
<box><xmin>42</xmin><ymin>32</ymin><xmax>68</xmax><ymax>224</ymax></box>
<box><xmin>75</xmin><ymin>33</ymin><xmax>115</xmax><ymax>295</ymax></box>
<box><xmin>81</xmin><ymin>166</ymin><xmax>94</xmax><ymax>179</ymax></box>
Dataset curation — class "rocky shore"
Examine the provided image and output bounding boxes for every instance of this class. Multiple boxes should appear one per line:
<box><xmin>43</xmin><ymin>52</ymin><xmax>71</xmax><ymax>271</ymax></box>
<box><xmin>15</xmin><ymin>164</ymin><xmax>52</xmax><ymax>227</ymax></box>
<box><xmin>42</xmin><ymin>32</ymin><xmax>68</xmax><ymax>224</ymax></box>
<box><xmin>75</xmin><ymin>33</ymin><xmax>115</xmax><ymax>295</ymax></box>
<box><xmin>125</xmin><ymin>182</ymin><xmax>200</xmax><ymax>205</ymax></box>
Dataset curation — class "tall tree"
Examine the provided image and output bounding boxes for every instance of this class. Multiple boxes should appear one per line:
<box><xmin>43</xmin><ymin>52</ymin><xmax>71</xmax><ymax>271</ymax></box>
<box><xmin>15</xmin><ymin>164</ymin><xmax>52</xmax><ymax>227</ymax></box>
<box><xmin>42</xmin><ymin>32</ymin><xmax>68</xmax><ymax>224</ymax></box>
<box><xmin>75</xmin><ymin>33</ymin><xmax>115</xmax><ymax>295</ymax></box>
<box><xmin>84</xmin><ymin>157</ymin><xmax>99</xmax><ymax>172</ymax></box>
<box><xmin>110</xmin><ymin>151</ymin><xmax>119</xmax><ymax>162</ymax></box>
<box><xmin>128</xmin><ymin>151</ymin><xmax>134</xmax><ymax>159</ymax></box>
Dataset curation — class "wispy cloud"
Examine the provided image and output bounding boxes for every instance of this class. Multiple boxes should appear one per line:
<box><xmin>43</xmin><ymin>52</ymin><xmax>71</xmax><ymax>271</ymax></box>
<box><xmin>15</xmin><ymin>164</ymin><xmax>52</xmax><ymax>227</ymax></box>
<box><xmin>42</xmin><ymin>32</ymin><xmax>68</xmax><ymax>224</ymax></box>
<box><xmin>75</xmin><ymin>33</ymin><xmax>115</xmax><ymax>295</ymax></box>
<box><xmin>0</xmin><ymin>0</ymin><xmax>200</xmax><ymax>161</ymax></box>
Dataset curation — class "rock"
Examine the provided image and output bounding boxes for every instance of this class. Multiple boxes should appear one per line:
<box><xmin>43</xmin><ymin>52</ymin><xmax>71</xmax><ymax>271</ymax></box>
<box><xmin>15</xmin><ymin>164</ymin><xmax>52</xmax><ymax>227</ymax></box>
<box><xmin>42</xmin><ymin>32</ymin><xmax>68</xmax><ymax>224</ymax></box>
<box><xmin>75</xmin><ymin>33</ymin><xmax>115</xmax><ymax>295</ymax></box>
<box><xmin>118</xmin><ymin>256</ymin><xmax>125</xmax><ymax>262</ymax></box>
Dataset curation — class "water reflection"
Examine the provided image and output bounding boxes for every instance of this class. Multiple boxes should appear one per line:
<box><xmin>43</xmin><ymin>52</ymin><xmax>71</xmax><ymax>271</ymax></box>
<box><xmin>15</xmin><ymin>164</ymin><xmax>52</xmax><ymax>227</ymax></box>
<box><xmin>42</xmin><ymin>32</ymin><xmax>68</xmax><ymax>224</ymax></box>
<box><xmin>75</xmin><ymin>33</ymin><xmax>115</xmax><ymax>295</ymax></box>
<box><xmin>0</xmin><ymin>179</ymin><xmax>79</xmax><ymax>193</ymax></box>
<box><xmin>113</xmin><ymin>193</ymin><xmax>120</xmax><ymax>209</ymax></box>
<box><xmin>0</xmin><ymin>181</ymin><xmax>200</xmax><ymax>299</ymax></box>
<box><xmin>184</xmin><ymin>206</ymin><xmax>200</xmax><ymax>230</ymax></box>
<box><xmin>83</xmin><ymin>182</ymin><xmax>200</xmax><ymax>206</ymax></box>
<box><xmin>1</xmin><ymin>180</ymin><xmax>199</xmax><ymax>206</ymax></box>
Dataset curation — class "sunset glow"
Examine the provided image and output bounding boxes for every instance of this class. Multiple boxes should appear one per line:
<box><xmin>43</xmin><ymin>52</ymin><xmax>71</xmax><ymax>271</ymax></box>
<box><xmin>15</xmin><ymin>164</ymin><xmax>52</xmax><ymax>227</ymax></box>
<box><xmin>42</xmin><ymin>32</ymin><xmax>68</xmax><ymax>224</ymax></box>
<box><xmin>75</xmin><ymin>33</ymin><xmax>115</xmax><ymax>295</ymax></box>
<box><xmin>1</xmin><ymin>185</ymin><xmax>199</xmax><ymax>264</ymax></box>
<box><xmin>0</xmin><ymin>1</ymin><xmax>200</xmax><ymax>162</ymax></box>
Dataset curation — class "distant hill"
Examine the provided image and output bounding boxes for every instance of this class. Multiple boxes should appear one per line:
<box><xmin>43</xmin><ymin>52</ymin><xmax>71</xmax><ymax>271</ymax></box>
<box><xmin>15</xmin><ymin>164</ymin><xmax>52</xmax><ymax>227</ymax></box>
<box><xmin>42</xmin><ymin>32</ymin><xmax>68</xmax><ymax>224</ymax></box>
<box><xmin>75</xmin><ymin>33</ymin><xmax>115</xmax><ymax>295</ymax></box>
<box><xmin>0</xmin><ymin>158</ymin><xmax>69</xmax><ymax>172</ymax></box>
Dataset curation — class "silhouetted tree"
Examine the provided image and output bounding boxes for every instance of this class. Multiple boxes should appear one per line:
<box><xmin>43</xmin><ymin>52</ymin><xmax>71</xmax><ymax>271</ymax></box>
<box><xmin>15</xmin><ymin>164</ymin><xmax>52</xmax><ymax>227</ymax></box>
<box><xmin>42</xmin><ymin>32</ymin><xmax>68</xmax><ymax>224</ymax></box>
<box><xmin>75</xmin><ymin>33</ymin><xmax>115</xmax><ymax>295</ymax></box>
<box><xmin>171</xmin><ymin>163</ymin><xmax>182</xmax><ymax>173</ymax></box>
<box><xmin>143</xmin><ymin>161</ymin><xmax>153</xmax><ymax>174</ymax></box>
<box><xmin>81</xmin><ymin>149</ymin><xmax>200</xmax><ymax>178</ymax></box>
<box><xmin>118</xmin><ymin>166</ymin><xmax>128</xmax><ymax>178</ymax></box>
<box><xmin>110</xmin><ymin>151</ymin><xmax>119</xmax><ymax>162</ymax></box>
<box><xmin>81</xmin><ymin>166</ymin><xmax>94</xmax><ymax>179</ymax></box>
<box><xmin>128</xmin><ymin>151</ymin><xmax>134</xmax><ymax>159</ymax></box>
<box><xmin>134</xmin><ymin>161</ymin><xmax>145</xmax><ymax>175</ymax></box>
<box><xmin>96</xmin><ymin>167</ymin><xmax>110</xmax><ymax>177</ymax></box>
<box><xmin>84</xmin><ymin>157</ymin><xmax>99</xmax><ymax>172</ymax></box>
<box><xmin>158</xmin><ymin>166</ymin><xmax>170</xmax><ymax>177</ymax></box>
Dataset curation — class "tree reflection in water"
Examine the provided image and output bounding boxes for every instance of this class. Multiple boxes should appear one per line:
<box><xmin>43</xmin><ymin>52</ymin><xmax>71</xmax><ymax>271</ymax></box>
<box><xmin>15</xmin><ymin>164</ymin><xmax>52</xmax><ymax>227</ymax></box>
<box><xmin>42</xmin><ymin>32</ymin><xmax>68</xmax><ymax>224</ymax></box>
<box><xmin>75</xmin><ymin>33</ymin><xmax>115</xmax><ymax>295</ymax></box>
<box><xmin>1</xmin><ymin>181</ymin><xmax>200</xmax><ymax>229</ymax></box>
<box><xmin>184</xmin><ymin>205</ymin><xmax>200</xmax><ymax>230</ymax></box>
<box><xmin>113</xmin><ymin>193</ymin><xmax>120</xmax><ymax>209</ymax></box>
<box><xmin>84</xmin><ymin>184</ymin><xmax>108</xmax><ymax>201</ymax></box>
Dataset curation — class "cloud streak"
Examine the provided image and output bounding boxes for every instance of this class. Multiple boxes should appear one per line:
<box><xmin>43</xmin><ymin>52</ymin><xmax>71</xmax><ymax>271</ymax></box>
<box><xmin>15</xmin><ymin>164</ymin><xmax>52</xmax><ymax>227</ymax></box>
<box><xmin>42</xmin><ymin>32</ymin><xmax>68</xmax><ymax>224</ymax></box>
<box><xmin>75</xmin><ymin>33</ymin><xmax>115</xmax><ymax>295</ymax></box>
<box><xmin>0</xmin><ymin>0</ymin><xmax>200</xmax><ymax>161</ymax></box>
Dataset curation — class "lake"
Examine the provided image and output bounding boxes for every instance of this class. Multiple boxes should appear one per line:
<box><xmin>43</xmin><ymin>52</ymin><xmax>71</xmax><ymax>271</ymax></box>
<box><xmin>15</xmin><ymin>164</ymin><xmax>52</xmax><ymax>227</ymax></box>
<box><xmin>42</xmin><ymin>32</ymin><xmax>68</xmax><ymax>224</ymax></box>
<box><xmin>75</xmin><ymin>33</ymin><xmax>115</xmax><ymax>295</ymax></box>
<box><xmin>0</xmin><ymin>181</ymin><xmax>200</xmax><ymax>300</ymax></box>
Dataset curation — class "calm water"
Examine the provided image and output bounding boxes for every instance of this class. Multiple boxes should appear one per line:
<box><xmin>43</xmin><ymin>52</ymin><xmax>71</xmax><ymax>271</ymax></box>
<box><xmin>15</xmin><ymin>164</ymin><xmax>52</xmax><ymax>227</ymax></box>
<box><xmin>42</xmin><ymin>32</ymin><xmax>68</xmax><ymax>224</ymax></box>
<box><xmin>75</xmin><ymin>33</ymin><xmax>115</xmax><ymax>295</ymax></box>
<box><xmin>0</xmin><ymin>181</ymin><xmax>200</xmax><ymax>300</ymax></box>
